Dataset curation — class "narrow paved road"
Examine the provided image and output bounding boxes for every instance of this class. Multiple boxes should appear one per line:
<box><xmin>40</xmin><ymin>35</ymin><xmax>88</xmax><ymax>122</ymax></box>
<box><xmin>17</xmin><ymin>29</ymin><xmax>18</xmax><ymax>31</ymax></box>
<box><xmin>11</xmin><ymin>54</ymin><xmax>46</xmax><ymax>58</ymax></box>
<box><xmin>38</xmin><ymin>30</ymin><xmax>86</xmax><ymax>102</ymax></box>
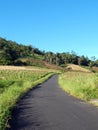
<box><xmin>9</xmin><ymin>75</ymin><xmax>98</xmax><ymax>130</ymax></box>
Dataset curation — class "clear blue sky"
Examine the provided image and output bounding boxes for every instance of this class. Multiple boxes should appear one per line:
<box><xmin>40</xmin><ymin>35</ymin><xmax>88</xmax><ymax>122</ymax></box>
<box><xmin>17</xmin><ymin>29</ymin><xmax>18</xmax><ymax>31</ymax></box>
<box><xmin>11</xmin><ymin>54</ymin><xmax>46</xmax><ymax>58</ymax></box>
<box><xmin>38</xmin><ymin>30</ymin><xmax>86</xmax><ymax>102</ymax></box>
<box><xmin>0</xmin><ymin>0</ymin><xmax>98</xmax><ymax>58</ymax></box>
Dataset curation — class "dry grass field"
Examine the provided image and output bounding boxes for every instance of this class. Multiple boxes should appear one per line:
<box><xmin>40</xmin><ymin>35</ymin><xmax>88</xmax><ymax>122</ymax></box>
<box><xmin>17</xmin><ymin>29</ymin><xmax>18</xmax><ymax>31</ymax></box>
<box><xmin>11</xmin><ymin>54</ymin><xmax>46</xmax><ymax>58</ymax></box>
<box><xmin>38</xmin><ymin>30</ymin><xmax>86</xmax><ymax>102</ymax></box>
<box><xmin>67</xmin><ymin>64</ymin><xmax>90</xmax><ymax>72</ymax></box>
<box><xmin>0</xmin><ymin>66</ymin><xmax>41</xmax><ymax>70</ymax></box>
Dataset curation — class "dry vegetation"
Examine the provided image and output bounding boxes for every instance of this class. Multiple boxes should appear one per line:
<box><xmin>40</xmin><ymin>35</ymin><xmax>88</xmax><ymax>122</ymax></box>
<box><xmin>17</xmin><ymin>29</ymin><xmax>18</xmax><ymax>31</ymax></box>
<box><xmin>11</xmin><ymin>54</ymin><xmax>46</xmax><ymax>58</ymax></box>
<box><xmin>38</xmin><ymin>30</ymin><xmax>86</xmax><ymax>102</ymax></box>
<box><xmin>0</xmin><ymin>65</ymin><xmax>44</xmax><ymax>70</ymax></box>
<box><xmin>0</xmin><ymin>65</ymin><xmax>58</xmax><ymax>72</ymax></box>
<box><xmin>67</xmin><ymin>64</ymin><xmax>90</xmax><ymax>72</ymax></box>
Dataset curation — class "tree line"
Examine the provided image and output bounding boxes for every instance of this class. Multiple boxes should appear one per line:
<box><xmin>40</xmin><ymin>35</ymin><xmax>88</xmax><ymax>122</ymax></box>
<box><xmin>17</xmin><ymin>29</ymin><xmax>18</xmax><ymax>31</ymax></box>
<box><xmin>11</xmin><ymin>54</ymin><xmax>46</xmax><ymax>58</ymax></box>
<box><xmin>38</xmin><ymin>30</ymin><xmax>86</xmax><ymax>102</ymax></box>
<box><xmin>0</xmin><ymin>37</ymin><xmax>98</xmax><ymax>67</ymax></box>
<box><xmin>43</xmin><ymin>51</ymin><xmax>98</xmax><ymax>67</ymax></box>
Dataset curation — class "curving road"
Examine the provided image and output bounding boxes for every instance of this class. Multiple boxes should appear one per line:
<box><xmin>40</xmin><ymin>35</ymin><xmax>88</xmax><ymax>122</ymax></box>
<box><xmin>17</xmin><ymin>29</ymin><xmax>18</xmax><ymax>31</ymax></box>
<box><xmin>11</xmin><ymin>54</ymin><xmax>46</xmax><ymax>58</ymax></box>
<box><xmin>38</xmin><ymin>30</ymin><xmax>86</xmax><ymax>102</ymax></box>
<box><xmin>9</xmin><ymin>75</ymin><xmax>98</xmax><ymax>130</ymax></box>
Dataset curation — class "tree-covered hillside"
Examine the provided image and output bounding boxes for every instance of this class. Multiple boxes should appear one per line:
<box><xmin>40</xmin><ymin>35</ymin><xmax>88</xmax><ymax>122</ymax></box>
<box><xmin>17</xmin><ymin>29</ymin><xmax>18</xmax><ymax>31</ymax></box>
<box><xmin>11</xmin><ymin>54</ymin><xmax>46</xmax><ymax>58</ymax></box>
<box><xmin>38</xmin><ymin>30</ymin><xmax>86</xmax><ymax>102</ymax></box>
<box><xmin>0</xmin><ymin>37</ymin><xmax>98</xmax><ymax>67</ymax></box>
<box><xmin>0</xmin><ymin>37</ymin><xmax>44</xmax><ymax>65</ymax></box>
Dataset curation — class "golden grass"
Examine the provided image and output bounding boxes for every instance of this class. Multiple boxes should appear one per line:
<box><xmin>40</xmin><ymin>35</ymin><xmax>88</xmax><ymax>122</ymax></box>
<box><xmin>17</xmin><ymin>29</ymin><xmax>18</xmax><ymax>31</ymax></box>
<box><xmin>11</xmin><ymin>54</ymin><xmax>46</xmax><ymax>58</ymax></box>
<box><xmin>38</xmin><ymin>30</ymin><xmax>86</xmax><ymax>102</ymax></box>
<box><xmin>0</xmin><ymin>65</ymin><xmax>41</xmax><ymax>70</ymax></box>
<box><xmin>67</xmin><ymin>64</ymin><xmax>90</xmax><ymax>72</ymax></box>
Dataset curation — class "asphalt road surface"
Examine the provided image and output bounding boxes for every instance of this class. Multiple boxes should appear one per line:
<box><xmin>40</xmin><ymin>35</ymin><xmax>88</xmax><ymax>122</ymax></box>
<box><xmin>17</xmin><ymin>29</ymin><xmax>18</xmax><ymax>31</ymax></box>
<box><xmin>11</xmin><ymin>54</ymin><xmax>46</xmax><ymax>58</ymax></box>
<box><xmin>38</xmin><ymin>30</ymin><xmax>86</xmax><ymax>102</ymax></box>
<box><xmin>9</xmin><ymin>75</ymin><xmax>98</xmax><ymax>130</ymax></box>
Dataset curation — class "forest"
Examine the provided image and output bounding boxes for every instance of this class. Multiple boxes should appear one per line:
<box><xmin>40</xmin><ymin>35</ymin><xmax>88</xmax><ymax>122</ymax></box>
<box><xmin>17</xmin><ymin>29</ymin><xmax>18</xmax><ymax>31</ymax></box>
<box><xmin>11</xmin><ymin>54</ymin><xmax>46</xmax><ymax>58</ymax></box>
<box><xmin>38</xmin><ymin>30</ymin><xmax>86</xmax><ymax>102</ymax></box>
<box><xmin>0</xmin><ymin>37</ymin><xmax>98</xmax><ymax>67</ymax></box>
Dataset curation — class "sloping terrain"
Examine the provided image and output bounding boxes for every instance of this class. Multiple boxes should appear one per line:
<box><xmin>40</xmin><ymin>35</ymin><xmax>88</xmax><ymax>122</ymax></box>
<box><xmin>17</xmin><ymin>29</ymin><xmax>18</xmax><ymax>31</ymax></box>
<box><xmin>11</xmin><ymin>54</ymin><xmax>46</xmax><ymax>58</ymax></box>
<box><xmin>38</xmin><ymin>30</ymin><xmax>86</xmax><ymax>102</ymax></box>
<box><xmin>67</xmin><ymin>64</ymin><xmax>90</xmax><ymax>72</ymax></box>
<box><xmin>15</xmin><ymin>57</ymin><xmax>62</xmax><ymax>70</ymax></box>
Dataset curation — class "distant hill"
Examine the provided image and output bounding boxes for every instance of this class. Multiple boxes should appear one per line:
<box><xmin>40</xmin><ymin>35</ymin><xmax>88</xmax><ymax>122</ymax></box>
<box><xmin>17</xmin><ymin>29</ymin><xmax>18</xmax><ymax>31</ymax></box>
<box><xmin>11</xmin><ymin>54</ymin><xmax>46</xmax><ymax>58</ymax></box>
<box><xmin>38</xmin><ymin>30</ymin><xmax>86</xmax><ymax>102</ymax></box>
<box><xmin>0</xmin><ymin>37</ymin><xmax>98</xmax><ymax>68</ymax></box>
<box><xmin>0</xmin><ymin>37</ymin><xmax>44</xmax><ymax>65</ymax></box>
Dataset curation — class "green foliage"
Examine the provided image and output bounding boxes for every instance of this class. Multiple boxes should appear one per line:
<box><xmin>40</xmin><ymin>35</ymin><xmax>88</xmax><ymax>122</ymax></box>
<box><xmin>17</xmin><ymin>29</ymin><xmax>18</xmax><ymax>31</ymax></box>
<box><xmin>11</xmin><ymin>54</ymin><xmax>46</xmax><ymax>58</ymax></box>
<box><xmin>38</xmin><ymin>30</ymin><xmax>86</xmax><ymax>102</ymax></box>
<box><xmin>0</xmin><ymin>80</ymin><xmax>15</xmax><ymax>94</ymax></box>
<box><xmin>43</xmin><ymin>51</ymin><xmax>90</xmax><ymax>66</ymax></box>
<box><xmin>78</xmin><ymin>56</ymin><xmax>90</xmax><ymax>66</ymax></box>
<box><xmin>0</xmin><ymin>37</ymin><xmax>43</xmax><ymax>65</ymax></box>
<box><xmin>0</xmin><ymin>51</ymin><xmax>12</xmax><ymax>65</ymax></box>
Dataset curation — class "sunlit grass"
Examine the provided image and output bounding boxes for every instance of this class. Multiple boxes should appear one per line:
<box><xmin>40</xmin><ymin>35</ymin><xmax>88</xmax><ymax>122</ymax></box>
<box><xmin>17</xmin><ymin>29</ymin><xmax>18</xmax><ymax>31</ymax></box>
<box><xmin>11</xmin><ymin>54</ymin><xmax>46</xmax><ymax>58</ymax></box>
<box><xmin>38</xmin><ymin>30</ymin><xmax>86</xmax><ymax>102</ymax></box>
<box><xmin>59</xmin><ymin>72</ymin><xmax>98</xmax><ymax>101</ymax></box>
<box><xmin>0</xmin><ymin>69</ymin><xmax>55</xmax><ymax>130</ymax></box>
